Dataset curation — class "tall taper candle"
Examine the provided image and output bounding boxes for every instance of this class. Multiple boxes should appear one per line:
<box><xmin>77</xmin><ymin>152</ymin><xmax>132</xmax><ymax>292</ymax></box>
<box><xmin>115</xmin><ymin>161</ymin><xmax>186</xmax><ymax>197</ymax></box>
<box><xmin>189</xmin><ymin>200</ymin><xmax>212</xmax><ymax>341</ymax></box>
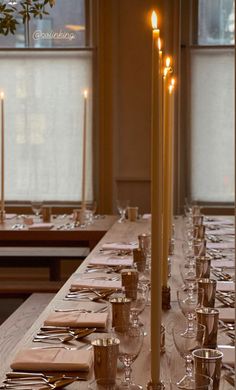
<box><xmin>0</xmin><ymin>92</ymin><xmax>4</xmax><ymax>220</ymax></box>
<box><xmin>151</xmin><ymin>10</ymin><xmax>162</xmax><ymax>385</ymax></box>
<box><xmin>81</xmin><ymin>89</ymin><xmax>88</xmax><ymax>210</ymax></box>
<box><xmin>162</xmin><ymin>60</ymin><xmax>171</xmax><ymax>288</ymax></box>
<box><xmin>168</xmin><ymin>79</ymin><xmax>175</xmax><ymax>240</ymax></box>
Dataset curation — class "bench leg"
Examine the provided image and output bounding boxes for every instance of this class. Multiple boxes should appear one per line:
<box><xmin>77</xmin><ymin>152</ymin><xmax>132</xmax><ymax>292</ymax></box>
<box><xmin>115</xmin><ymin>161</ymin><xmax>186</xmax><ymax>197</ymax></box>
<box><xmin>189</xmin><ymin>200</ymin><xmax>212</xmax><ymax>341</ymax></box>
<box><xmin>49</xmin><ymin>259</ymin><xmax>61</xmax><ymax>281</ymax></box>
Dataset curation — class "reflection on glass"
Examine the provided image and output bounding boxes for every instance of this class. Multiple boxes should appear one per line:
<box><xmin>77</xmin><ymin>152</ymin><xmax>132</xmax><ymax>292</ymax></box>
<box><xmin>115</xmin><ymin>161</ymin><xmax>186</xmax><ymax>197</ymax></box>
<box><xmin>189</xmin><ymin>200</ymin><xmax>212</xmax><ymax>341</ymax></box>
<box><xmin>0</xmin><ymin>0</ymin><xmax>86</xmax><ymax>48</ymax></box>
<box><xmin>198</xmin><ymin>0</ymin><xmax>235</xmax><ymax>45</ymax></box>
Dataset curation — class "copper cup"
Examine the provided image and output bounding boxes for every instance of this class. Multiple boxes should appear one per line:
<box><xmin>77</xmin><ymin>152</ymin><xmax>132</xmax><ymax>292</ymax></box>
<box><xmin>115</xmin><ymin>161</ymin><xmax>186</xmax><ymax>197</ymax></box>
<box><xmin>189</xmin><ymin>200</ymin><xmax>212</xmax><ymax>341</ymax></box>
<box><xmin>193</xmin><ymin>214</ymin><xmax>204</xmax><ymax>225</ymax></box>
<box><xmin>92</xmin><ymin>338</ymin><xmax>120</xmax><ymax>384</ymax></box>
<box><xmin>42</xmin><ymin>206</ymin><xmax>51</xmax><ymax>222</ymax></box>
<box><xmin>121</xmin><ymin>269</ymin><xmax>138</xmax><ymax>300</ymax></box>
<box><xmin>110</xmin><ymin>297</ymin><xmax>131</xmax><ymax>332</ymax></box>
<box><xmin>192</xmin><ymin>348</ymin><xmax>223</xmax><ymax>390</ymax></box>
<box><xmin>133</xmin><ymin>248</ymin><xmax>146</xmax><ymax>272</ymax></box>
<box><xmin>198</xmin><ymin>279</ymin><xmax>217</xmax><ymax>308</ymax></box>
<box><xmin>194</xmin><ymin>239</ymin><xmax>206</xmax><ymax>256</ymax></box>
<box><xmin>192</xmin><ymin>205</ymin><xmax>201</xmax><ymax>215</ymax></box>
<box><xmin>138</xmin><ymin>233</ymin><xmax>151</xmax><ymax>257</ymax></box>
<box><xmin>194</xmin><ymin>224</ymin><xmax>206</xmax><ymax>239</ymax></box>
<box><xmin>195</xmin><ymin>256</ymin><xmax>212</xmax><ymax>279</ymax></box>
<box><xmin>127</xmin><ymin>206</ymin><xmax>139</xmax><ymax>222</ymax></box>
<box><xmin>196</xmin><ymin>307</ymin><xmax>219</xmax><ymax>348</ymax></box>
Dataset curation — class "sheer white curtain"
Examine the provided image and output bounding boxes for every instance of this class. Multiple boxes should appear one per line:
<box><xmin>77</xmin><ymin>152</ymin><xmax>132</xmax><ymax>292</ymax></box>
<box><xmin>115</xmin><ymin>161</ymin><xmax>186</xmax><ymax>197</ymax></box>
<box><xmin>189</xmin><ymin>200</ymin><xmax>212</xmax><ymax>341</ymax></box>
<box><xmin>190</xmin><ymin>49</ymin><xmax>234</xmax><ymax>202</ymax></box>
<box><xmin>0</xmin><ymin>51</ymin><xmax>93</xmax><ymax>202</ymax></box>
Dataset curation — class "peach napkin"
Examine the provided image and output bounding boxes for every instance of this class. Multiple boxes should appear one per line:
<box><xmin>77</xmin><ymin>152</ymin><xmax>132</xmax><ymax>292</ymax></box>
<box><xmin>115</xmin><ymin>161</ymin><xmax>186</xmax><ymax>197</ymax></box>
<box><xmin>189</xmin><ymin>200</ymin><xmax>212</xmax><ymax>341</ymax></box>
<box><xmin>101</xmin><ymin>242</ymin><xmax>138</xmax><ymax>251</ymax></box>
<box><xmin>217</xmin><ymin>281</ymin><xmax>235</xmax><ymax>292</ymax></box>
<box><xmin>28</xmin><ymin>223</ymin><xmax>54</xmax><ymax>230</ymax></box>
<box><xmin>211</xmin><ymin>259</ymin><xmax>235</xmax><ymax>268</ymax></box>
<box><xmin>44</xmin><ymin>312</ymin><xmax>108</xmax><ymax>328</ymax></box>
<box><xmin>218</xmin><ymin>346</ymin><xmax>235</xmax><ymax>366</ymax></box>
<box><xmin>10</xmin><ymin>347</ymin><xmax>93</xmax><ymax>371</ymax></box>
<box><xmin>207</xmin><ymin>242</ymin><xmax>235</xmax><ymax>249</ymax></box>
<box><xmin>71</xmin><ymin>279</ymin><xmax>122</xmax><ymax>290</ymax></box>
<box><xmin>218</xmin><ymin>308</ymin><xmax>235</xmax><ymax>322</ymax></box>
<box><xmin>89</xmin><ymin>255</ymin><xmax>133</xmax><ymax>267</ymax></box>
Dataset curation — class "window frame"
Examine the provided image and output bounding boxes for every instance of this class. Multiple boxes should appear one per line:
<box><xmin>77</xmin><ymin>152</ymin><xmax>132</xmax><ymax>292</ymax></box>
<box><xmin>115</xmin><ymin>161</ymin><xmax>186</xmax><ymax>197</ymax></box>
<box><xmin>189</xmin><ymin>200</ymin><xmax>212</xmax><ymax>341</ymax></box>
<box><xmin>0</xmin><ymin>0</ymin><xmax>98</xmax><ymax>212</ymax></box>
<box><xmin>179</xmin><ymin>0</ymin><xmax>235</xmax><ymax>211</ymax></box>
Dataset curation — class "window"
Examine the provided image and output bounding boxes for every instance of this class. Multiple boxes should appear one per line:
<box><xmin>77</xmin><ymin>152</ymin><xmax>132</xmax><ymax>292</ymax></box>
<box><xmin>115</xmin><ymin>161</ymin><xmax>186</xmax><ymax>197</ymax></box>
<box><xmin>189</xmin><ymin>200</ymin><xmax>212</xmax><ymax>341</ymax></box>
<box><xmin>0</xmin><ymin>0</ymin><xmax>94</xmax><ymax>203</ymax></box>
<box><xmin>189</xmin><ymin>0</ymin><xmax>235</xmax><ymax>203</ymax></box>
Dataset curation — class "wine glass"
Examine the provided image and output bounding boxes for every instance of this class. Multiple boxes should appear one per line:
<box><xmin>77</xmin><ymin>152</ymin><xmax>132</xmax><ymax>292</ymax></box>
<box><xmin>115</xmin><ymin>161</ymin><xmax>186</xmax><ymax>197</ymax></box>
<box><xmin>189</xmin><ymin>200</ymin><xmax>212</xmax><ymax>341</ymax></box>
<box><xmin>179</xmin><ymin>263</ymin><xmax>197</xmax><ymax>293</ymax></box>
<box><xmin>172</xmin><ymin>322</ymin><xmax>206</xmax><ymax>389</ymax></box>
<box><xmin>177</xmin><ymin>289</ymin><xmax>204</xmax><ymax>333</ymax></box>
<box><xmin>113</xmin><ymin>323</ymin><xmax>144</xmax><ymax>389</ymax></box>
<box><xmin>116</xmin><ymin>200</ymin><xmax>130</xmax><ymax>223</ymax></box>
<box><xmin>128</xmin><ymin>284</ymin><xmax>149</xmax><ymax>326</ymax></box>
<box><xmin>31</xmin><ymin>200</ymin><xmax>43</xmax><ymax>222</ymax></box>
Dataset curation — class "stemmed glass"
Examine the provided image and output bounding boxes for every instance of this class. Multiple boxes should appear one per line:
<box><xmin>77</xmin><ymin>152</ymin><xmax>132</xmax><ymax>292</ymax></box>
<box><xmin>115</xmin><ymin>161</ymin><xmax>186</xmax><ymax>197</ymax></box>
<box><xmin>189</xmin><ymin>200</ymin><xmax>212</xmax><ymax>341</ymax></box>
<box><xmin>31</xmin><ymin>200</ymin><xmax>43</xmax><ymax>222</ymax></box>
<box><xmin>128</xmin><ymin>284</ymin><xmax>149</xmax><ymax>326</ymax></box>
<box><xmin>116</xmin><ymin>200</ymin><xmax>130</xmax><ymax>223</ymax></box>
<box><xmin>179</xmin><ymin>263</ymin><xmax>197</xmax><ymax>293</ymax></box>
<box><xmin>177</xmin><ymin>289</ymin><xmax>203</xmax><ymax>333</ymax></box>
<box><xmin>172</xmin><ymin>322</ymin><xmax>206</xmax><ymax>389</ymax></box>
<box><xmin>113</xmin><ymin>323</ymin><xmax>144</xmax><ymax>389</ymax></box>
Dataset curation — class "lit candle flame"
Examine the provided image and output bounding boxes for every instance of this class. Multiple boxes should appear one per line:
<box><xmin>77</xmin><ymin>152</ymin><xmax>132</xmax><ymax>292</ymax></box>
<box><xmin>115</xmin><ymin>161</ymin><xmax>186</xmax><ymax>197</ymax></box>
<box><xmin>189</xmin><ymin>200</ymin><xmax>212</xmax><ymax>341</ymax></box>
<box><xmin>168</xmin><ymin>85</ymin><xmax>174</xmax><ymax>93</ymax></box>
<box><xmin>166</xmin><ymin>57</ymin><xmax>171</xmax><ymax>68</ymax></box>
<box><xmin>163</xmin><ymin>68</ymin><xmax>168</xmax><ymax>77</ymax></box>
<box><xmin>158</xmin><ymin>37</ymin><xmax>162</xmax><ymax>51</ymax></box>
<box><xmin>151</xmin><ymin>11</ymin><xmax>158</xmax><ymax>29</ymax></box>
<box><xmin>171</xmin><ymin>78</ymin><xmax>175</xmax><ymax>87</ymax></box>
<box><xmin>0</xmin><ymin>92</ymin><xmax>4</xmax><ymax>100</ymax></box>
<box><xmin>83</xmin><ymin>89</ymin><xmax>88</xmax><ymax>99</ymax></box>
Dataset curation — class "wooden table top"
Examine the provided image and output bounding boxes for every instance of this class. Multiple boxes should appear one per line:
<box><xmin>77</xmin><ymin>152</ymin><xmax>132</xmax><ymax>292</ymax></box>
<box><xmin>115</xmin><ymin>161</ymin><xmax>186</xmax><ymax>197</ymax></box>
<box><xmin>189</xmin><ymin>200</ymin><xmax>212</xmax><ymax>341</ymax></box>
<box><xmin>0</xmin><ymin>216</ymin><xmax>234</xmax><ymax>389</ymax></box>
<box><xmin>0</xmin><ymin>215</ymin><xmax>117</xmax><ymax>248</ymax></box>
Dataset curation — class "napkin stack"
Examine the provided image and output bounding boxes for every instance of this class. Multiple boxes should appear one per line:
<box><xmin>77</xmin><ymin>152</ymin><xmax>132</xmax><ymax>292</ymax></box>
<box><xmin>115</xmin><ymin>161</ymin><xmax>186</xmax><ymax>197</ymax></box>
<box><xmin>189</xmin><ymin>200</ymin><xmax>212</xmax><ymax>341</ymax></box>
<box><xmin>44</xmin><ymin>311</ymin><xmax>108</xmax><ymax>328</ymax></box>
<box><xmin>101</xmin><ymin>242</ymin><xmax>138</xmax><ymax>251</ymax></box>
<box><xmin>70</xmin><ymin>279</ymin><xmax>122</xmax><ymax>291</ymax></box>
<box><xmin>218</xmin><ymin>346</ymin><xmax>235</xmax><ymax>365</ymax></box>
<box><xmin>218</xmin><ymin>308</ymin><xmax>235</xmax><ymax>322</ymax></box>
<box><xmin>11</xmin><ymin>348</ymin><xmax>93</xmax><ymax>371</ymax></box>
<box><xmin>216</xmin><ymin>281</ymin><xmax>235</xmax><ymax>292</ymax></box>
<box><xmin>89</xmin><ymin>254</ymin><xmax>133</xmax><ymax>267</ymax></box>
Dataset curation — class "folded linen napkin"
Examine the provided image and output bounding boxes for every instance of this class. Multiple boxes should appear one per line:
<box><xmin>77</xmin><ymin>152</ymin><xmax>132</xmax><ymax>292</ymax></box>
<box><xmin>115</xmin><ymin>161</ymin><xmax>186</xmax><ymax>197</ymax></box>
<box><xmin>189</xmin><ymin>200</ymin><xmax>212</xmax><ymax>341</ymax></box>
<box><xmin>211</xmin><ymin>260</ymin><xmax>235</xmax><ymax>269</ymax></box>
<box><xmin>101</xmin><ymin>242</ymin><xmax>138</xmax><ymax>251</ymax></box>
<box><xmin>10</xmin><ymin>347</ymin><xmax>93</xmax><ymax>372</ymax></box>
<box><xmin>217</xmin><ymin>346</ymin><xmax>235</xmax><ymax>366</ymax></box>
<box><xmin>206</xmin><ymin>228</ymin><xmax>235</xmax><ymax>235</ymax></box>
<box><xmin>71</xmin><ymin>279</ymin><xmax>122</xmax><ymax>291</ymax></box>
<box><xmin>89</xmin><ymin>255</ymin><xmax>133</xmax><ymax>267</ymax></box>
<box><xmin>205</xmin><ymin>219</ymin><xmax>233</xmax><ymax>226</ymax></box>
<box><xmin>217</xmin><ymin>281</ymin><xmax>235</xmax><ymax>292</ymax></box>
<box><xmin>207</xmin><ymin>242</ymin><xmax>235</xmax><ymax>250</ymax></box>
<box><xmin>218</xmin><ymin>308</ymin><xmax>235</xmax><ymax>322</ymax></box>
<box><xmin>5</xmin><ymin>213</ymin><xmax>17</xmax><ymax>219</ymax></box>
<box><xmin>142</xmin><ymin>214</ymin><xmax>151</xmax><ymax>219</ymax></box>
<box><xmin>28</xmin><ymin>223</ymin><xmax>54</xmax><ymax>230</ymax></box>
<box><xmin>44</xmin><ymin>312</ymin><xmax>108</xmax><ymax>328</ymax></box>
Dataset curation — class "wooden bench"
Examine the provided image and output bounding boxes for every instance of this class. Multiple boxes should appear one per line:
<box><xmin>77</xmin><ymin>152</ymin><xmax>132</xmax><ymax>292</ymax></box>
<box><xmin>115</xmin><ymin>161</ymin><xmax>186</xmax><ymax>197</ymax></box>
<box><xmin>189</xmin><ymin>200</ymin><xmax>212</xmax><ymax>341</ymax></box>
<box><xmin>0</xmin><ymin>293</ymin><xmax>54</xmax><ymax>354</ymax></box>
<box><xmin>0</xmin><ymin>246</ymin><xmax>90</xmax><ymax>281</ymax></box>
<box><xmin>0</xmin><ymin>281</ymin><xmax>64</xmax><ymax>298</ymax></box>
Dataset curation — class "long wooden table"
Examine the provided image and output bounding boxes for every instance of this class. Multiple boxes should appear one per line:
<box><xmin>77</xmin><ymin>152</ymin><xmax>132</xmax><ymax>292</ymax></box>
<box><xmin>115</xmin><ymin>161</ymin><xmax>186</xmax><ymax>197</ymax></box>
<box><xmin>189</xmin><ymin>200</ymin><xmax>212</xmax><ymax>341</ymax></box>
<box><xmin>0</xmin><ymin>215</ymin><xmax>117</xmax><ymax>250</ymax></box>
<box><xmin>0</xmin><ymin>217</ymin><xmax>234</xmax><ymax>389</ymax></box>
<box><xmin>0</xmin><ymin>215</ymin><xmax>117</xmax><ymax>281</ymax></box>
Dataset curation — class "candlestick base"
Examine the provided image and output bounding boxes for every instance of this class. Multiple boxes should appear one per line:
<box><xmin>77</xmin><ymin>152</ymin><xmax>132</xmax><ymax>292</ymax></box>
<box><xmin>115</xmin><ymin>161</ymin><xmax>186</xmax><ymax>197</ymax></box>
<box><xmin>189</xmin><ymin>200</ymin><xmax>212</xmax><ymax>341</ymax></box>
<box><xmin>0</xmin><ymin>210</ymin><xmax>5</xmax><ymax>223</ymax></box>
<box><xmin>147</xmin><ymin>380</ymin><xmax>165</xmax><ymax>390</ymax></box>
<box><xmin>162</xmin><ymin>286</ymin><xmax>171</xmax><ymax>310</ymax></box>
